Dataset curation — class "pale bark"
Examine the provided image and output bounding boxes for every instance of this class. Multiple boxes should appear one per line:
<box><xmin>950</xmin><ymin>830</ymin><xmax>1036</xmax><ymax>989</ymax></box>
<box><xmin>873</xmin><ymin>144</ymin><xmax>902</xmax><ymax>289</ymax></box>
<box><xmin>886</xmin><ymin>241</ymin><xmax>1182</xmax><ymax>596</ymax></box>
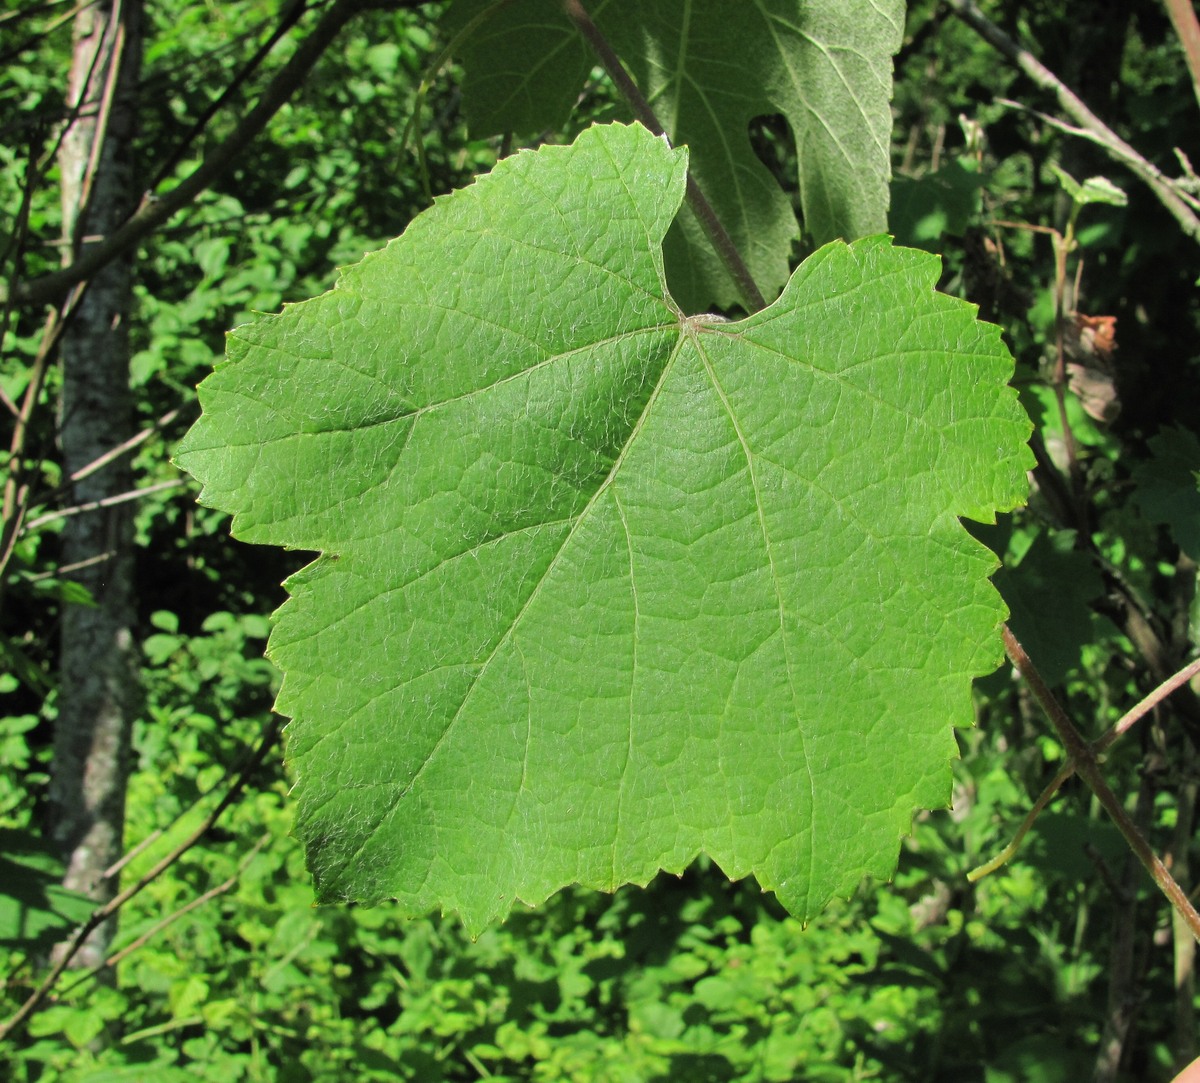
<box><xmin>49</xmin><ymin>0</ymin><xmax>143</xmax><ymax>969</ymax></box>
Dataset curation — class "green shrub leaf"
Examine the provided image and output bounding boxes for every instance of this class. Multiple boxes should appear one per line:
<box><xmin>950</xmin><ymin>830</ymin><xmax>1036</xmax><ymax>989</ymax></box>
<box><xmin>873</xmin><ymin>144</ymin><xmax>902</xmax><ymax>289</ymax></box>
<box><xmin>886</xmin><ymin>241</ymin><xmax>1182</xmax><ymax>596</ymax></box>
<box><xmin>0</xmin><ymin>831</ymin><xmax>97</xmax><ymax>953</ymax></box>
<box><xmin>176</xmin><ymin>122</ymin><xmax>1030</xmax><ymax>933</ymax></box>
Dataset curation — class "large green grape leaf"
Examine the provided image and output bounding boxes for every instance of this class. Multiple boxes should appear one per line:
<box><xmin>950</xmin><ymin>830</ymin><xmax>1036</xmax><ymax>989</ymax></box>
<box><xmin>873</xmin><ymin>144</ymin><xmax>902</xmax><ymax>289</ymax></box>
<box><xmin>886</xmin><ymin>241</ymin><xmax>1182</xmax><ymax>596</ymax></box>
<box><xmin>443</xmin><ymin>0</ymin><xmax>903</xmax><ymax>310</ymax></box>
<box><xmin>176</xmin><ymin>122</ymin><xmax>1031</xmax><ymax>934</ymax></box>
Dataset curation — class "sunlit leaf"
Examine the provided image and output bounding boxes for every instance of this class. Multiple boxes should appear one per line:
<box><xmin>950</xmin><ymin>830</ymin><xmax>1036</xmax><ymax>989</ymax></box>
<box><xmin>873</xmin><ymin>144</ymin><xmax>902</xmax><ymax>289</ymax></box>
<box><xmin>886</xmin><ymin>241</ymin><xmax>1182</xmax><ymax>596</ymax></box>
<box><xmin>177</xmin><ymin>122</ymin><xmax>1030</xmax><ymax>933</ymax></box>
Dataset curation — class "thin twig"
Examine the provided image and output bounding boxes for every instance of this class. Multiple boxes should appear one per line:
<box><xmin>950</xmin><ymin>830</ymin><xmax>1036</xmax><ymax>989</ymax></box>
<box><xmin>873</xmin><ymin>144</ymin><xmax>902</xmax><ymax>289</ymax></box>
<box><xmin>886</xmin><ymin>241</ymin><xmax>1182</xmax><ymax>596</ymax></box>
<box><xmin>0</xmin><ymin>130</ymin><xmax>50</xmax><ymax>400</ymax></box>
<box><xmin>1171</xmin><ymin>742</ymin><xmax>1198</xmax><ymax>1068</ymax></box>
<box><xmin>1042</xmin><ymin>221</ymin><xmax>1085</xmax><ymax>511</ymax></box>
<box><xmin>1001</xmin><ymin>625</ymin><xmax>1200</xmax><ymax>942</ymax></box>
<box><xmin>0</xmin><ymin>716</ymin><xmax>281</xmax><ymax>1042</ymax></box>
<box><xmin>30</xmin><ymin>551</ymin><xmax>112</xmax><ymax>579</ymax></box>
<box><xmin>21</xmin><ymin>477</ymin><xmax>186</xmax><ymax>532</ymax></box>
<box><xmin>0</xmin><ymin>292</ymin><xmax>81</xmax><ymax>597</ymax></box>
<box><xmin>101</xmin><ymin>825</ymin><xmax>161</xmax><ymax>880</ymax></box>
<box><xmin>1105</xmin><ymin>657</ymin><xmax>1200</xmax><ymax>748</ymax></box>
<box><xmin>67</xmin><ymin>0</ymin><xmax>127</xmax><ymax>255</ymax></box>
<box><xmin>69</xmin><ymin>406</ymin><xmax>185</xmax><ymax>484</ymax></box>
<box><xmin>971</xmin><ymin>655</ymin><xmax>1200</xmax><ymax>880</ymax></box>
<box><xmin>1094</xmin><ymin>770</ymin><xmax>1154</xmax><ymax>1083</ymax></box>
<box><xmin>2</xmin><ymin>0</ymin><xmax>422</xmax><ymax>308</ymax></box>
<box><xmin>97</xmin><ymin>701</ymin><xmax>279</xmax><ymax>884</ymax></box>
<box><xmin>1164</xmin><ymin>0</ymin><xmax>1200</xmax><ymax>113</ymax></box>
<box><xmin>967</xmin><ymin>759</ymin><xmax>1074</xmax><ymax>881</ymax></box>
<box><xmin>0</xmin><ymin>1</ymin><xmax>92</xmax><ymax>64</ymax></box>
<box><xmin>4</xmin><ymin>394</ymin><xmax>186</xmax><ymax>541</ymax></box>
<box><xmin>945</xmin><ymin>0</ymin><xmax>1200</xmax><ymax>244</ymax></box>
<box><xmin>996</xmin><ymin>100</ymin><xmax>1200</xmax><ymax>214</ymax></box>
<box><xmin>60</xmin><ymin>833</ymin><xmax>271</xmax><ymax>992</ymax></box>
<box><xmin>400</xmin><ymin>0</ymin><xmax>517</xmax><ymax>204</ymax></box>
<box><xmin>147</xmin><ymin>0</ymin><xmax>309</xmax><ymax>192</ymax></box>
<box><xmin>560</xmin><ymin>0</ymin><xmax>767</xmax><ymax>313</ymax></box>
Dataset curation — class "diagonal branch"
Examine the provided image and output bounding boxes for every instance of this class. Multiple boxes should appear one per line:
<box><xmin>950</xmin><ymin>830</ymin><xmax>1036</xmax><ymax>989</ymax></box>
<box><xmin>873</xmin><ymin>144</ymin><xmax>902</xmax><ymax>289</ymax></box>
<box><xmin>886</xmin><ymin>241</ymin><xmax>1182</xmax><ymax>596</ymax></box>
<box><xmin>1</xmin><ymin>0</ymin><xmax>423</xmax><ymax>308</ymax></box>
<box><xmin>945</xmin><ymin>0</ymin><xmax>1200</xmax><ymax>245</ymax></box>
<box><xmin>1164</xmin><ymin>0</ymin><xmax>1200</xmax><ymax>113</ymax></box>
<box><xmin>146</xmin><ymin>0</ymin><xmax>309</xmax><ymax>192</ymax></box>
<box><xmin>59</xmin><ymin>833</ymin><xmax>271</xmax><ymax>993</ymax></box>
<box><xmin>1001</xmin><ymin>625</ymin><xmax>1200</xmax><ymax>942</ymax></box>
<box><xmin>0</xmin><ymin>715</ymin><xmax>281</xmax><ymax>1042</ymax></box>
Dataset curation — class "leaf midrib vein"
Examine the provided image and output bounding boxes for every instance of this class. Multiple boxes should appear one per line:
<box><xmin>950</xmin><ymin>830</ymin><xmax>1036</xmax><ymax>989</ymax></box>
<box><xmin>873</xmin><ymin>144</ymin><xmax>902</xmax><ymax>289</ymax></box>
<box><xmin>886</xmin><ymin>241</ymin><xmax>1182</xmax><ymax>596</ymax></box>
<box><xmin>691</xmin><ymin>328</ymin><xmax>819</xmax><ymax>909</ymax></box>
<box><xmin>324</xmin><ymin>330</ymin><xmax>690</xmax><ymax>881</ymax></box>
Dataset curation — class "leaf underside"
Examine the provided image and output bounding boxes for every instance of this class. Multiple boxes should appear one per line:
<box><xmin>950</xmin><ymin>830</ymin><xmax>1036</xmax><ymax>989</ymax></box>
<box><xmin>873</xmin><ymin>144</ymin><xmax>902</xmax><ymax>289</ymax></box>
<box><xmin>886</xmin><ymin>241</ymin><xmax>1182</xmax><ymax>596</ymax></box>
<box><xmin>176</xmin><ymin>122</ymin><xmax>1031</xmax><ymax>934</ymax></box>
<box><xmin>444</xmin><ymin>0</ymin><xmax>904</xmax><ymax>310</ymax></box>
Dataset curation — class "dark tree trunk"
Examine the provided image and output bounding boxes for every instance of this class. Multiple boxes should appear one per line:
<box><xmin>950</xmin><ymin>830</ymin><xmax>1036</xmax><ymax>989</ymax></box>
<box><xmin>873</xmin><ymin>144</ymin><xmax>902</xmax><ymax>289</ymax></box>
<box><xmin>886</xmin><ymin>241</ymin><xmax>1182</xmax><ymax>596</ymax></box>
<box><xmin>49</xmin><ymin>0</ymin><xmax>143</xmax><ymax>970</ymax></box>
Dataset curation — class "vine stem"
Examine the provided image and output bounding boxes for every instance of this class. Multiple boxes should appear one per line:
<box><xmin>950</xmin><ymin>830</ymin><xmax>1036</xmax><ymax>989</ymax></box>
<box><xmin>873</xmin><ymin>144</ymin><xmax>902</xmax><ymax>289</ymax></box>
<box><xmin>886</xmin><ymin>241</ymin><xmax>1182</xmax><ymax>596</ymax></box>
<box><xmin>560</xmin><ymin>0</ymin><xmax>767</xmax><ymax>313</ymax></box>
<box><xmin>968</xmin><ymin>654</ymin><xmax>1200</xmax><ymax>881</ymax></box>
<box><xmin>966</xmin><ymin>759</ymin><xmax>1072</xmax><ymax>882</ymax></box>
<box><xmin>1000</xmin><ymin>624</ymin><xmax>1200</xmax><ymax>942</ymax></box>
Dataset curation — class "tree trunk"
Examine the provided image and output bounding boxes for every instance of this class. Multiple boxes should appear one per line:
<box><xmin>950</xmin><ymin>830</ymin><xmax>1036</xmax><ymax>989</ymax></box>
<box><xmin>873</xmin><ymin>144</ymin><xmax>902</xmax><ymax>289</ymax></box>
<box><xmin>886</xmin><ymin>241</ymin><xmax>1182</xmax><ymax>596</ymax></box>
<box><xmin>49</xmin><ymin>0</ymin><xmax>143</xmax><ymax>970</ymax></box>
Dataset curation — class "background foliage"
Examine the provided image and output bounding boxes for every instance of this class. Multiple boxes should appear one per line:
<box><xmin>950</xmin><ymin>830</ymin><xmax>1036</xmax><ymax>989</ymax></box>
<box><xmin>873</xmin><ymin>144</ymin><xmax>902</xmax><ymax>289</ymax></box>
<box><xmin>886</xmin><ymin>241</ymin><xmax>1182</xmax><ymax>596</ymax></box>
<box><xmin>2</xmin><ymin>0</ymin><xmax>1199</xmax><ymax>1080</ymax></box>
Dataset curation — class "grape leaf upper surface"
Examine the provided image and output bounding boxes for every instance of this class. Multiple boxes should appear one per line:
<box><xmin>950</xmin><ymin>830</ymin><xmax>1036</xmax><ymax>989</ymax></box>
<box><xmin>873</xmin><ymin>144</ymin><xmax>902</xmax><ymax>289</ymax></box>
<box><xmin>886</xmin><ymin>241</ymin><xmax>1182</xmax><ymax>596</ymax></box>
<box><xmin>177</xmin><ymin>122</ymin><xmax>1030</xmax><ymax>933</ymax></box>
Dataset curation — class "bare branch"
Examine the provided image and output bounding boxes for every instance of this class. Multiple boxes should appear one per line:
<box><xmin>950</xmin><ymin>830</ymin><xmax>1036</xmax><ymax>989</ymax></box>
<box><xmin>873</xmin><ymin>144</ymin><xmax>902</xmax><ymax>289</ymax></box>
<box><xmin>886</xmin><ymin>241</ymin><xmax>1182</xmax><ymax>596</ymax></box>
<box><xmin>68</xmin><ymin>406</ymin><xmax>186</xmax><ymax>484</ymax></box>
<box><xmin>0</xmin><ymin>716</ymin><xmax>281</xmax><ymax>1042</ymax></box>
<box><xmin>1001</xmin><ymin>625</ymin><xmax>1200</xmax><ymax>942</ymax></box>
<box><xmin>1</xmin><ymin>0</ymin><xmax>424</xmax><ymax>308</ymax></box>
<box><xmin>945</xmin><ymin>0</ymin><xmax>1200</xmax><ymax>245</ymax></box>
<box><xmin>21</xmin><ymin>477</ymin><xmax>186</xmax><ymax>531</ymax></box>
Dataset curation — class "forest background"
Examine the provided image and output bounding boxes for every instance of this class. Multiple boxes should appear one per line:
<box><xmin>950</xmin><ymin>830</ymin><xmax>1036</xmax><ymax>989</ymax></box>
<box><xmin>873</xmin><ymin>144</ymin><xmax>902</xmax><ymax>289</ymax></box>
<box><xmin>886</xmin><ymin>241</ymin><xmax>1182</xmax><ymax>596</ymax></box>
<box><xmin>2</xmin><ymin>0</ymin><xmax>1200</xmax><ymax>1080</ymax></box>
